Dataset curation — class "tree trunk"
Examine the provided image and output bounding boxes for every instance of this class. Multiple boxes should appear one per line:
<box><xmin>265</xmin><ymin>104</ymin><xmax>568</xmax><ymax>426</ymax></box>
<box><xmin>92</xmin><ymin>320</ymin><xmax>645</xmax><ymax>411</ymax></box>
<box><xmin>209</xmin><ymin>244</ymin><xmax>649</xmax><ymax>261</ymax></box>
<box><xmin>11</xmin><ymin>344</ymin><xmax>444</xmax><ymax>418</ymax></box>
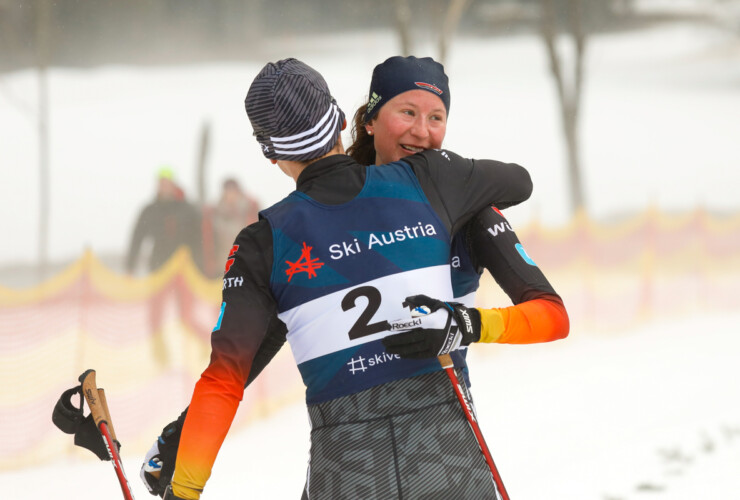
<box><xmin>540</xmin><ymin>0</ymin><xmax>587</xmax><ymax>215</ymax></box>
<box><xmin>36</xmin><ymin>0</ymin><xmax>51</xmax><ymax>281</ymax></box>
<box><xmin>438</xmin><ymin>0</ymin><xmax>472</xmax><ymax>66</ymax></box>
<box><xmin>395</xmin><ymin>0</ymin><xmax>412</xmax><ymax>56</ymax></box>
<box><xmin>196</xmin><ymin>121</ymin><xmax>211</xmax><ymax>208</ymax></box>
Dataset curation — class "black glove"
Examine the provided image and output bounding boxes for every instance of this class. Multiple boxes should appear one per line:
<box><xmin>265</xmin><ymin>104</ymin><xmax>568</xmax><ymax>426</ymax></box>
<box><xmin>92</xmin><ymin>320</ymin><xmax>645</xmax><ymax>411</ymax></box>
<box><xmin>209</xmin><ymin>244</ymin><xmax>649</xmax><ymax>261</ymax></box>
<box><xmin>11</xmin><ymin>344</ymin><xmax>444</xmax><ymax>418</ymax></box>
<box><xmin>140</xmin><ymin>410</ymin><xmax>186</xmax><ymax>497</ymax></box>
<box><xmin>383</xmin><ymin>294</ymin><xmax>481</xmax><ymax>359</ymax></box>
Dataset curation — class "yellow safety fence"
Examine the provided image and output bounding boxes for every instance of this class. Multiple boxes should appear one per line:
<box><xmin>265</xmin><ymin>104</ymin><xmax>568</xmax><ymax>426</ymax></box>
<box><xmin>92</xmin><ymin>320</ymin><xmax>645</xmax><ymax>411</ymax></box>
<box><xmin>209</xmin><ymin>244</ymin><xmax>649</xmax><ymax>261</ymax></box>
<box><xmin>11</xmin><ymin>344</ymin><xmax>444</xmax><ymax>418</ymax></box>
<box><xmin>1</xmin><ymin>208</ymin><xmax>739</xmax><ymax>470</ymax></box>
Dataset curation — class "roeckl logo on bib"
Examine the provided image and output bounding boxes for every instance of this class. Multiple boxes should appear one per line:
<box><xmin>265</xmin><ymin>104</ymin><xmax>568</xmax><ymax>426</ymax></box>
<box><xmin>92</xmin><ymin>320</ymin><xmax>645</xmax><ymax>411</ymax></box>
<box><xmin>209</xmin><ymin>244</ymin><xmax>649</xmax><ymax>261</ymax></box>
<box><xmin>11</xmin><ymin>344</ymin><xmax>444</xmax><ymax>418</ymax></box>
<box><xmin>285</xmin><ymin>242</ymin><xmax>324</xmax><ymax>282</ymax></box>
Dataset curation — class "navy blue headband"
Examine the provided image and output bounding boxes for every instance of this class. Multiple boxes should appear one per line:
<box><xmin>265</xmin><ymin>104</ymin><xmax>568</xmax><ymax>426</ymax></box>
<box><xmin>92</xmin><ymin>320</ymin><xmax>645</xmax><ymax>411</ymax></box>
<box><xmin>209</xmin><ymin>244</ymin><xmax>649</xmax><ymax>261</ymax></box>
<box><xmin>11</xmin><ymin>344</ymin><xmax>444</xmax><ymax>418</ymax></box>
<box><xmin>364</xmin><ymin>56</ymin><xmax>450</xmax><ymax>123</ymax></box>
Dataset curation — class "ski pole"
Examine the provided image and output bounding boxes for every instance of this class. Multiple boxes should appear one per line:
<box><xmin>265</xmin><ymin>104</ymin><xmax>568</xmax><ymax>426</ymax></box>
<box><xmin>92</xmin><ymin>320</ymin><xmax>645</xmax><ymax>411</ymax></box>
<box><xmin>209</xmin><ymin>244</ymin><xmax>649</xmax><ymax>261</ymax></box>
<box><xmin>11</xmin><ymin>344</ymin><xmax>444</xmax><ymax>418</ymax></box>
<box><xmin>78</xmin><ymin>369</ymin><xmax>136</xmax><ymax>500</ymax></box>
<box><xmin>438</xmin><ymin>354</ymin><xmax>510</xmax><ymax>500</ymax></box>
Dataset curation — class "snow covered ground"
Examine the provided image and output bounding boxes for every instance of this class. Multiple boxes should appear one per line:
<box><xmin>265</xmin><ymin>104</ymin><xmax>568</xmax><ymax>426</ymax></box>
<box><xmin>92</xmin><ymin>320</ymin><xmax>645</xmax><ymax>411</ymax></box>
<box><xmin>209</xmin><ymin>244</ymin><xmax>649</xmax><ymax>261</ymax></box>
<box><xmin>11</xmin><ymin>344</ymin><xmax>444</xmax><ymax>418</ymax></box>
<box><xmin>4</xmin><ymin>311</ymin><xmax>740</xmax><ymax>499</ymax></box>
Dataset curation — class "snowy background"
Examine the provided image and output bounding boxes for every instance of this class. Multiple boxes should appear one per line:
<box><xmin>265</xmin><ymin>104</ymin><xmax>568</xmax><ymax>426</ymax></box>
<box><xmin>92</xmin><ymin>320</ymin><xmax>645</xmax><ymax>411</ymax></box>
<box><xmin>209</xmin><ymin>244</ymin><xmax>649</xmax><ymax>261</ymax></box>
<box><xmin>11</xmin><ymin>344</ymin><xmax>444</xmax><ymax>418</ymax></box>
<box><xmin>2</xmin><ymin>11</ymin><xmax>739</xmax><ymax>268</ymax></box>
<box><xmin>2</xmin><ymin>2</ymin><xmax>740</xmax><ymax>499</ymax></box>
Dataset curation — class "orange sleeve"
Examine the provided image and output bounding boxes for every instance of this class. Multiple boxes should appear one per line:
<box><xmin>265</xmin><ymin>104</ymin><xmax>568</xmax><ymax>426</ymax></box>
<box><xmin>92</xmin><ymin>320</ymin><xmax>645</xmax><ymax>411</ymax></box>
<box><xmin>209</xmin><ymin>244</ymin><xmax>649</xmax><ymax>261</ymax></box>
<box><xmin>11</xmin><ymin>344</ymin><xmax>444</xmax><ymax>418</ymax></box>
<box><xmin>171</xmin><ymin>362</ymin><xmax>246</xmax><ymax>499</ymax></box>
<box><xmin>478</xmin><ymin>294</ymin><xmax>569</xmax><ymax>344</ymax></box>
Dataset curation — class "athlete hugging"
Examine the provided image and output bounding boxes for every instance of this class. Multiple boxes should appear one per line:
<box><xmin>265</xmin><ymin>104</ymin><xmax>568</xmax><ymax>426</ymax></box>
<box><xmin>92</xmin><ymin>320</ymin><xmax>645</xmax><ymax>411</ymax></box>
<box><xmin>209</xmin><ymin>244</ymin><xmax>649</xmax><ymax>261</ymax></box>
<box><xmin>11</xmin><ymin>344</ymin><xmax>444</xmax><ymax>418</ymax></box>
<box><xmin>141</xmin><ymin>56</ymin><xmax>568</xmax><ymax>500</ymax></box>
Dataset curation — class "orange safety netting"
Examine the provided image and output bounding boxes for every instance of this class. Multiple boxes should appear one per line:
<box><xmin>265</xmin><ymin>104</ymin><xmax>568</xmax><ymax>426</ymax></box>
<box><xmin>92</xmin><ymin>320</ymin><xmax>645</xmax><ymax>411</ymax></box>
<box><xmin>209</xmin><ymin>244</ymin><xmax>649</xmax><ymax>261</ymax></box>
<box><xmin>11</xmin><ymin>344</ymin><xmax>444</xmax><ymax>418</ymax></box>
<box><xmin>1</xmin><ymin>208</ymin><xmax>739</xmax><ymax>470</ymax></box>
<box><xmin>0</xmin><ymin>248</ymin><xmax>302</xmax><ymax>470</ymax></box>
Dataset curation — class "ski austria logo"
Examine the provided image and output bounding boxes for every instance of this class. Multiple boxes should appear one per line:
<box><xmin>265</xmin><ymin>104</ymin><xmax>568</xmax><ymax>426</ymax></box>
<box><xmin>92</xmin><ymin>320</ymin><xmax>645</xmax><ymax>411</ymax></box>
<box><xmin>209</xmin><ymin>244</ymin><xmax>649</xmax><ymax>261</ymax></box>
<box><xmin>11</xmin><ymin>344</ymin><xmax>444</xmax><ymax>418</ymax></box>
<box><xmin>415</xmin><ymin>81</ymin><xmax>443</xmax><ymax>95</ymax></box>
<box><xmin>285</xmin><ymin>242</ymin><xmax>324</xmax><ymax>282</ymax></box>
<box><xmin>515</xmin><ymin>243</ymin><xmax>537</xmax><ymax>266</ymax></box>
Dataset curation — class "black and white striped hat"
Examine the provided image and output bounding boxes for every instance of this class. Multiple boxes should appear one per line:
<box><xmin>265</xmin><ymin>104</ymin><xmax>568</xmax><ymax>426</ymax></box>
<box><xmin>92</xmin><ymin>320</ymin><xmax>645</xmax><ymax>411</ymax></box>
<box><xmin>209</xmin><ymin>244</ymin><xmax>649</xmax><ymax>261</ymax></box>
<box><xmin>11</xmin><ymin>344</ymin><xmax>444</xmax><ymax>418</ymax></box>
<box><xmin>245</xmin><ymin>58</ymin><xmax>345</xmax><ymax>162</ymax></box>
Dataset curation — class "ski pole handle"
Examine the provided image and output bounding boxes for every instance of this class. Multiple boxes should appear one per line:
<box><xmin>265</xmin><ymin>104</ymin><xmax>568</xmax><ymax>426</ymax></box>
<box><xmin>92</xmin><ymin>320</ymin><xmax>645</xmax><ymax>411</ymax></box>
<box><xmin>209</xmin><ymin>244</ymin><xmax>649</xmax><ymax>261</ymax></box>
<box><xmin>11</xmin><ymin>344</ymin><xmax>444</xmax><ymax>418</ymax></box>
<box><xmin>79</xmin><ymin>369</ymin><xmax>108</xmax><ymax>428</ymax></box>
<box><xmin>97</xmin><ymin>386</ymin><xmax>118</xmax><ymax>442</ymax></box>
<box><xmin>78</xmin><ymin>369</ymin><xmax>136</xmax><ymax>500</ymax></box>
<box><xmin>437</xmin><ymin>353</ymin><xmax>454</xmax><ymax>369</ymax></box>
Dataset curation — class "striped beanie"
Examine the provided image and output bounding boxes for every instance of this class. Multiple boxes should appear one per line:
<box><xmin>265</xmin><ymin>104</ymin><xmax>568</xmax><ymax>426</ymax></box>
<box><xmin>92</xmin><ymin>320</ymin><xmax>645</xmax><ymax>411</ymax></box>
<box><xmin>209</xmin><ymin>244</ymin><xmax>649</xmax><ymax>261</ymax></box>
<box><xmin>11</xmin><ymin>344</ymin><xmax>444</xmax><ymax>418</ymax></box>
<box><xmin>245</xmin><ymin>58</ymin><xmax>346</xmax><ymax>162</ymax></box>
<box><xmin>364</xmin><ymin>56</ymin><xmax>450</xmax><ymax>123</ymax></box>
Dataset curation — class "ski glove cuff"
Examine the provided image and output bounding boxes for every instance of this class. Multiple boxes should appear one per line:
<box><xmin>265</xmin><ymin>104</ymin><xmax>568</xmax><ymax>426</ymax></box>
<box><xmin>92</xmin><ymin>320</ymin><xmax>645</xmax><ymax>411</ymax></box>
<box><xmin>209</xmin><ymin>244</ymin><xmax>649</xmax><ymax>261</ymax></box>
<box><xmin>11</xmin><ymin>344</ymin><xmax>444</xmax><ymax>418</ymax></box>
<box><xmin>383</xmin><ymin>294</ymin><xmax>481</xmax><ymax>359</ymax></box>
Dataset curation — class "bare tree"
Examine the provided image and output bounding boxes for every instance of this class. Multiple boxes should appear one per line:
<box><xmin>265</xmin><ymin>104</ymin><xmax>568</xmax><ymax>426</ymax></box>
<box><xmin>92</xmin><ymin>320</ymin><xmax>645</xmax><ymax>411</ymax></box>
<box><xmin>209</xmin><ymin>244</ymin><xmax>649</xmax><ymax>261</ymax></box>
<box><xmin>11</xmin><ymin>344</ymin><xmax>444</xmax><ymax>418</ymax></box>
<box><xmin>395</xmin><ymin>0</ymin><xmax>412</xmax><ymax>56</ymax></box>
<box><xmin>195</xmin><ymin>121</ymin><xmax>211</xmax><ymax>208</ymax></box>
<box><xmin>439</xmin><ymin>0</ymin><xmax>472</xmax><ymax>65</ymax></box>
<box><xmin>36</xmin><ymin>0</ymin><xmax>51</xmax><ymax>280</ymax></box>
<box><xmin>392</xmin><ymin>0</ymin><xmax>473</xmax><ymax>65</ymax></box>
<box><xmin>539</xmin><ymin>0</ymin><xmax>588</xmax><ymax>214</ymax></box>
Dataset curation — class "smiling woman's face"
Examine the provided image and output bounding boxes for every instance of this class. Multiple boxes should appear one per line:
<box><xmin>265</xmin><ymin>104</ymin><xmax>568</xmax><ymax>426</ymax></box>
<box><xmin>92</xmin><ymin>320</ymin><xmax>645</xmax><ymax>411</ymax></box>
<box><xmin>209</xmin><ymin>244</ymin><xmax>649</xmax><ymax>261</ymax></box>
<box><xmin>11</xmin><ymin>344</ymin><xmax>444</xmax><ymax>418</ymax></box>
<box><xmin>367</xmin><ymin>89</ymin><xmax>447</xmax><ymax>165</ymax></box>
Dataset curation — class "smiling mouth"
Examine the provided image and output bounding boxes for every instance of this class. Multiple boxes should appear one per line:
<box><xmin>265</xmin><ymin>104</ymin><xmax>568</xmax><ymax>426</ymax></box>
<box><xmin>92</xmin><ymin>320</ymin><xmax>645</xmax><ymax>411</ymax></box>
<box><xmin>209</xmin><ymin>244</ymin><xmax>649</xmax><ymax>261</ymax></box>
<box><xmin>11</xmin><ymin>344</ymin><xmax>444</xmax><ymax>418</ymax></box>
<box><xmin>401</xmin><ymin>144</ymin><xmax>424</xmax><ymax>153</ymax></box>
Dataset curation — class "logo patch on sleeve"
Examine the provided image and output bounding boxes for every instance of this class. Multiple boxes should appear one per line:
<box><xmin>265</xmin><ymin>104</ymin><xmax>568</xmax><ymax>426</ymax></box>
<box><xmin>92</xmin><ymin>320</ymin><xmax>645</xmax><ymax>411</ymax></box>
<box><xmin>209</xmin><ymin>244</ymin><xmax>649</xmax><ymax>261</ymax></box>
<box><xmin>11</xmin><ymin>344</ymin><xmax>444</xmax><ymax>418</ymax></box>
<box><xmin>515</xmin><ymin>243</ymin><xmax>537</xmax><ymax>266</ymax></box>
<box><xmin>224</xmin><ymin>245</ymin><xmax>239</xmax><ymax>273</ymax></box>
<box><xmin>213</xmin><ymin>302</ymin><xmax>226</xmax><ymax>332</ymax></box>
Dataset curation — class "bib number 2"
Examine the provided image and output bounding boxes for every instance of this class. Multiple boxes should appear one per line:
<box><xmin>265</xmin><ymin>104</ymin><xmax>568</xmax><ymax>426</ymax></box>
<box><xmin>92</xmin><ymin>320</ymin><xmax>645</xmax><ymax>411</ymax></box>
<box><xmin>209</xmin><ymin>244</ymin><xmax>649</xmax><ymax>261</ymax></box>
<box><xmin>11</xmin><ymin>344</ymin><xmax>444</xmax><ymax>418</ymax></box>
<box><xmin>341</xmin><ymin>286</ymin><xmax>390</xmax><ymax>340</ymax></box>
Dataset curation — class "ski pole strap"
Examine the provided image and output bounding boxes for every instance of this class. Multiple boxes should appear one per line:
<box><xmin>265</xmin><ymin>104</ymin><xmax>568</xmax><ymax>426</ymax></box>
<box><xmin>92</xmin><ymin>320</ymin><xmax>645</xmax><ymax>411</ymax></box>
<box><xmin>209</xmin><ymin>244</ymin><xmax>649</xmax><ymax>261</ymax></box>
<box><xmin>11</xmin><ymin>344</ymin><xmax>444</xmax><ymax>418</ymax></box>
<box><xmin>52</xmin><ymin>385</ymin><xmax>85</xmax><ymax>435</ymax></box>
<box><xmin>51</xmin><ymin>378</ymin><xmax>121</xmax><ymax>460</ymax></box>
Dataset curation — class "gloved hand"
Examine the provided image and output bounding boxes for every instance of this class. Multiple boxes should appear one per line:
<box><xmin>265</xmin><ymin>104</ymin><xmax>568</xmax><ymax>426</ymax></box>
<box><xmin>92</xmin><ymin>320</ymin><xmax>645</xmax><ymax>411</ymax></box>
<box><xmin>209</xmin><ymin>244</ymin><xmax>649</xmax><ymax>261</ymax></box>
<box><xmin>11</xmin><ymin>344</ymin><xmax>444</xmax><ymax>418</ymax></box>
<box><xmin>140</xmin><ymin>412</ymin><xmax>185</xmax><ymax>497</ymax></box>
<box><xmin>383</xmin><ymin>294</ymin><xmax>481</xmax><ymax>358</ymax></box>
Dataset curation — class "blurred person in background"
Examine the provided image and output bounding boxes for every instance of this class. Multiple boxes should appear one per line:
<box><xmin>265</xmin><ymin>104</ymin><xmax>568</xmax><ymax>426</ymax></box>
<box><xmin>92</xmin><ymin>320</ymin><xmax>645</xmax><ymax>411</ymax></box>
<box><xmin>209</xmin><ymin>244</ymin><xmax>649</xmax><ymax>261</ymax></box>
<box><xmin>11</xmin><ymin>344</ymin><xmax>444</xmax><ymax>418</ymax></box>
<box><xmin>202</xmin><ymin>177</ymin><xmax>260</xmax><ymax>277</ymax></box>
<box><xmin>213</xmin><ymin>178</ymin><xmax>260</xmax><ymax>259</ymax></box>
<box><xmin>125</xmin><ymin>166</ymin><xmax>204</xmax><ymax>275</ymax></box>
<box><xmin>125</xmin><ymin>166</ymin><xmax>205</xmax><ymax>367</ymax></box>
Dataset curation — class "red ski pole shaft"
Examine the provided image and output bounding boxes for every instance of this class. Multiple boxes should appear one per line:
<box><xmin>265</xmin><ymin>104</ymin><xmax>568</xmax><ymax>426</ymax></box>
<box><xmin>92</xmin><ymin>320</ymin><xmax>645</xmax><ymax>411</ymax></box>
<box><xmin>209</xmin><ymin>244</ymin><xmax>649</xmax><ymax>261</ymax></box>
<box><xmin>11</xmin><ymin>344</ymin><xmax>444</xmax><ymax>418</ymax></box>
<box><xmin>100</xmin><ymin>421</ymin><xmax>135</xmax><ymax>500</ymax></box>
<box><xmin>438</xmin><ymin>354</ymin><xmax>510</xmax><ymax>500</ymax></box>
<box><xmin>79</xmin><ymin>369</ymin><xmax>136</xmax><ymax>500</ymax></box>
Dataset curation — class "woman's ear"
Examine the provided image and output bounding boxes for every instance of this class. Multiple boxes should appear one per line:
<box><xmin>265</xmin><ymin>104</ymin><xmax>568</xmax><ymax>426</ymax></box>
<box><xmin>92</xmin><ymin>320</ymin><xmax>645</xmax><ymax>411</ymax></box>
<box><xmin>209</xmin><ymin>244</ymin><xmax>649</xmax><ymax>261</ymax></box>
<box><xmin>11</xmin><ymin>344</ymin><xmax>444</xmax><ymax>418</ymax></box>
<box><xmin>341</xmin><ymin>119</ymin><xmax>347</xmax><ymax>131</ymax></box>
<box><xmin>270</xmin><ymin>159</ymin><xmax>277</xmax><ymax>165</ymax></box>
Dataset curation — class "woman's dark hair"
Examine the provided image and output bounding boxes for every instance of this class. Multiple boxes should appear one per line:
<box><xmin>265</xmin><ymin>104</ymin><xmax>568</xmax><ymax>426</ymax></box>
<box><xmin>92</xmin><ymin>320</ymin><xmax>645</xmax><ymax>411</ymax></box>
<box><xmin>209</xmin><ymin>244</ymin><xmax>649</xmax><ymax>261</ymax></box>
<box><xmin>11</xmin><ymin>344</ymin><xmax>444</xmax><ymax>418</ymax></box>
<box><xmin>346</xmin><ymin>102</ymin><xmax>376</xmax><ymax>166</ymax></box>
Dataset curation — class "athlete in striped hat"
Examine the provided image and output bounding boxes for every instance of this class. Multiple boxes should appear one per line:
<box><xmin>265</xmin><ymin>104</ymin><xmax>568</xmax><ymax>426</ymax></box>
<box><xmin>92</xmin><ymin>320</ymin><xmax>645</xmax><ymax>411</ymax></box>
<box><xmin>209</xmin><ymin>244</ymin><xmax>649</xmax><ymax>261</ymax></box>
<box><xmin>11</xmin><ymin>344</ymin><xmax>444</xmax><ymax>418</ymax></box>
<box><xmin>148</xmin><ymin>58</ymin><xmax>541</xmax><ymax>500</ymax></box>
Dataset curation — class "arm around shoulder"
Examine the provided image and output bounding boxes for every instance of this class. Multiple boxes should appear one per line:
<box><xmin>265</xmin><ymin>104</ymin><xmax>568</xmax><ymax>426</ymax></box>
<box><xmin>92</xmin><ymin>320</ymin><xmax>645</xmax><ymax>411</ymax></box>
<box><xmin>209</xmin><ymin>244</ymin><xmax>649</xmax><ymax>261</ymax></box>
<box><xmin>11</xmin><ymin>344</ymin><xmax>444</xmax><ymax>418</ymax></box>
<box><xmin>471</xmin><ymin>158</ymin><xmax>532</xmax><ymax>210</ymax></box>
<box><xmin>477</xmin><ymin>294</ymin><xmax>569</xmax><ymax>344</ymax></box>
<box><xmin>405</xmin><ymin>150</ymin><xmax>533</xmax><ymax>234</ymax></box>
<box><xmin>466</xmin><ymin>205</ymin><xmax>569</xmax><ymax>344</ymax></box>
